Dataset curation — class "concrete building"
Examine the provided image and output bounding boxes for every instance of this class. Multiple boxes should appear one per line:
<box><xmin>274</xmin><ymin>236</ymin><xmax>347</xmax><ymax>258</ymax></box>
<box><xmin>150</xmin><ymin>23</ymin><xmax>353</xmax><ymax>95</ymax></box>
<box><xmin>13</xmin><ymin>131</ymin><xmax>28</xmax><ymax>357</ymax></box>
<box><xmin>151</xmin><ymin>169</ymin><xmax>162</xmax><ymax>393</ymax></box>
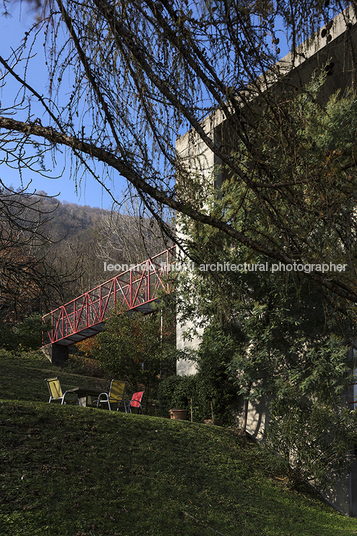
<box><xmin>175</xmin><ymin>5</ymin><xmax>357</xmax><ymax>516</ymax></box>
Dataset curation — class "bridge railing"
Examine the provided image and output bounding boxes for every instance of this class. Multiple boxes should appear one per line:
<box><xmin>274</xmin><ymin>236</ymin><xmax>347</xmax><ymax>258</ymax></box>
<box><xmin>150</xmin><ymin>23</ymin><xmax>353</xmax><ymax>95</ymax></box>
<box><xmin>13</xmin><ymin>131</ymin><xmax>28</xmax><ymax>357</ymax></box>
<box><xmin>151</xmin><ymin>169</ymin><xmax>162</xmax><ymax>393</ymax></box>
<box><xmin>43</xmin><ymin>246</ymin><xmax>177</xmax><ymax>345</ymax></box>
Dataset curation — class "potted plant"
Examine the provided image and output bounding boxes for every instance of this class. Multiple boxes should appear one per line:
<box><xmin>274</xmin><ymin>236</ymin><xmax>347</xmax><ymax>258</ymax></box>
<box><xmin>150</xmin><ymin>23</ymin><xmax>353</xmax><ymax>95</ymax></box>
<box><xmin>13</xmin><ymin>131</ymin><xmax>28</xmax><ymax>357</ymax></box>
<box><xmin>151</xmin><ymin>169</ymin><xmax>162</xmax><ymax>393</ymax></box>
<box><xmin>169</xmin><ymin>408</ymin><xmax>188</xmax><ymax>420</ymax></box>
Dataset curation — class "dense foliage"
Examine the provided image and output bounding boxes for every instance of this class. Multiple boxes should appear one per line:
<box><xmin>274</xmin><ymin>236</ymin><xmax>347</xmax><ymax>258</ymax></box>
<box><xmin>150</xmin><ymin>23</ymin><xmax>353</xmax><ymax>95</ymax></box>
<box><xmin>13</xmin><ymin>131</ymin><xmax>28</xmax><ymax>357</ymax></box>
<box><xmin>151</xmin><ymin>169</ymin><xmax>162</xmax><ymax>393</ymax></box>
<box><xmin>264</xmin><ymin>392</ymin><xmax>357</xmax><ymax>488</ymax></box>
<box><xmin>159</xmin><ymin>321</ymin><xmax>242</xmax><ymax>423</ymax></box>
<box><xmin>0</xmin><ymin>184</ymin><xmax>71</xmax><ymax>323</ymax></box>
<box><xmin>0</xmin><ymin>314</ymin><xmax>51</xmax><ymax>352</ymax></box>
<box><xmin>177</xmin><ymin>166</ymin><xmax>357</xmax><ymax>484</ymax></box>
<box><xmin>92</xmin><ymin>304</ymin><xmax>176</xmax><ymax>409</ymax></box>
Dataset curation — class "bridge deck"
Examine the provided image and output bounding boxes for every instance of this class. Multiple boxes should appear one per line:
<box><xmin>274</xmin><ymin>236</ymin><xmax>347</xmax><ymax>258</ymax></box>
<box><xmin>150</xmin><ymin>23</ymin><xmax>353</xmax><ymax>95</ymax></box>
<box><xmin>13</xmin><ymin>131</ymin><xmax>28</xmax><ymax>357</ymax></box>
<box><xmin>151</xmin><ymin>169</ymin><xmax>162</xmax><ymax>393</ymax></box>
<box><xmin>42</xmin><ymin>247</ymin><xmax>177</xmax><ymax>346</ymax></box>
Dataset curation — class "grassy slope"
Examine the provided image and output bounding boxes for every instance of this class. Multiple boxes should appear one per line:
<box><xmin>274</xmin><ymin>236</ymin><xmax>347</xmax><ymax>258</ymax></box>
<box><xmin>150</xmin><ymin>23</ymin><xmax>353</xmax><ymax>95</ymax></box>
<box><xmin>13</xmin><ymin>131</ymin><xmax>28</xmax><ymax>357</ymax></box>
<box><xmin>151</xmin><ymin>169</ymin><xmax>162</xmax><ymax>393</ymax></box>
<box><xmin>1</xmin><ymin>351</ymin><xmax>357</xmax><ymax>536</ymax></box>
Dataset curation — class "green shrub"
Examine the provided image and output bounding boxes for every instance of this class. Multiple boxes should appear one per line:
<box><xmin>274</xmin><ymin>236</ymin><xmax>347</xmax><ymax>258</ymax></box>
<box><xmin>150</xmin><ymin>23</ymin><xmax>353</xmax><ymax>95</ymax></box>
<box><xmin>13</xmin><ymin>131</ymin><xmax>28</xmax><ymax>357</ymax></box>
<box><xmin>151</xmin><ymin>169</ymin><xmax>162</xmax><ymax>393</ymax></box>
<box><xmin>196</xmin><ymin>323</ymin><xmax>240</xmax><ymax>423</ymax></box>
<box><xmin>158</xmin><ymin>323</ymin><xmax>239</xmax><ymax>423</ymax></box>
<box><xmin>13</xmin><ymin>314</ymin><xmax>47</xmax><ymax>350</ymax></box>
<box><xmin>158</xmin><ymin>373</ymin><xmax>232</xmax><ymax>423</ymax></box>
<box><xmin>65</xmin><ymin>353</ymin><xmax>106</xmax><ymax>378</ymax></box>
<box><xmin>0</xmin><ymin>314</ymin><xmax>49</xmax><ymax>352</ymax></box>
<box><xmin>263</xmin><ymin>392</ymin><xmax>357</xmax><ymax>489</ymax></box>
<box><xmin>92</xmin><ymin>308</ymin><xmax>176</xmax><ymax>413</ymax></box>
<box><xmin>0</xmin><ymin>324</ymin><xmax>19</xmax><ymax>351</ymax></box>
<box><xmin>158</xmin><ymin>375</ymin><xmax>196</xmax><ymax>418</ymax></box>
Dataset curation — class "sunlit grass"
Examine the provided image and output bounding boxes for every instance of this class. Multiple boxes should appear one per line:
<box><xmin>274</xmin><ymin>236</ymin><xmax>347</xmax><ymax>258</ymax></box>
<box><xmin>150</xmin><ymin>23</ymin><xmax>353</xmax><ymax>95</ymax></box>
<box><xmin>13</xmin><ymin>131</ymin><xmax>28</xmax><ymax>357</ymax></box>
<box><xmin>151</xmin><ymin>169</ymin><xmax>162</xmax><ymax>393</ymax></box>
<box><xmin>1</xmin><ymin>350</ymin><xmax>357</xmax><ymax>535</ymax></box>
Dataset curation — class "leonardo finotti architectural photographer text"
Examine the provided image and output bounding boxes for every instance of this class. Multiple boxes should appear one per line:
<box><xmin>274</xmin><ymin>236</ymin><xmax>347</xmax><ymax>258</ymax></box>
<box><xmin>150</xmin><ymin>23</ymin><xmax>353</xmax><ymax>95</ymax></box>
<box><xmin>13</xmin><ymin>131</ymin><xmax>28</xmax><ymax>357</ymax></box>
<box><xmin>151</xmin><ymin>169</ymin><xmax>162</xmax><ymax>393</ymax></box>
<box><xmin>103</xmin><ymin>261</ymin><xmax>347</xmax><ymax>274</ymax></box>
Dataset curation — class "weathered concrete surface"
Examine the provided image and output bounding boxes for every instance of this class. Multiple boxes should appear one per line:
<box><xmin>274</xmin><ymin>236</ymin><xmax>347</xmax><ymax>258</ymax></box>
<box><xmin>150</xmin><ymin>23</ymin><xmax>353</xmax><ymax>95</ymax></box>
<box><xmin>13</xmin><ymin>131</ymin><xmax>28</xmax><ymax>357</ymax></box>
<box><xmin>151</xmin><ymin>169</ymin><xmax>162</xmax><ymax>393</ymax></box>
<box><xmin>175</xmin><ymin>5</ymin><xmax>357</xmax><ymax>516</ymax></box>
<box><xmin>41</xmin><ymin>343</ymin><xmax>69</xmax><ymax>367</ymax></box>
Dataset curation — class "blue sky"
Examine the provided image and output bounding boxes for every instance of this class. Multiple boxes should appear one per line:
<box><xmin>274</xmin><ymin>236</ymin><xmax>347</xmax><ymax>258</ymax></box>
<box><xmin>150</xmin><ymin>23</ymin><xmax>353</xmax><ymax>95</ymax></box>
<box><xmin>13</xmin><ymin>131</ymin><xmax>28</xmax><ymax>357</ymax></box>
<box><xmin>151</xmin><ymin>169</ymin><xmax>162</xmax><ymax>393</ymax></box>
<box><xmin>0</xmin><ymin>2</ymin><xmax>120</xmax><ymax>209</ymax></box>
<box><xmin>0</xmin><ymin>3</ymin><xmax>291</xmax><ymax>210</ymax></box>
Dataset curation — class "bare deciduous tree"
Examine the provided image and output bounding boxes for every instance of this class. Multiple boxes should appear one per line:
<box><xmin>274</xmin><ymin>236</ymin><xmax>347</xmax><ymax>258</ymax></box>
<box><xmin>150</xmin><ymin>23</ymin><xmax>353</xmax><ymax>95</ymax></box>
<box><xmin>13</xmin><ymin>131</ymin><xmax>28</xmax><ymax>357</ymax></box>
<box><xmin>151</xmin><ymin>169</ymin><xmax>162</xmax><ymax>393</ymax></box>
<box><xmin>0</xmin><ymin>180</ymin><xmax>71</xmax><ymax>321</ymax></box>
<box><xmin>0</xmin><ymin>0</ymin><xmax>357</xmax><ymax>303</ymax></box>
<box><xmin>95</xmin><ymin>197</ymin><xmax>172</xmax><ymax>266</ymax></box>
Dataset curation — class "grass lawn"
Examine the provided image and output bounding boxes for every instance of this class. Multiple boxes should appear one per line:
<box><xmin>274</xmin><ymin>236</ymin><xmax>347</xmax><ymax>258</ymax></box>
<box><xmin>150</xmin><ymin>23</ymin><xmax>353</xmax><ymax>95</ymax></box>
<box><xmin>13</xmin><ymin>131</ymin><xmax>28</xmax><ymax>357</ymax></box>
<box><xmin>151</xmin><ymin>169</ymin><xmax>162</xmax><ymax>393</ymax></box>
<box><xmin>1</xmin><ymin>350</ymin><xmax>357</xmax><ymax>535</ymax></box>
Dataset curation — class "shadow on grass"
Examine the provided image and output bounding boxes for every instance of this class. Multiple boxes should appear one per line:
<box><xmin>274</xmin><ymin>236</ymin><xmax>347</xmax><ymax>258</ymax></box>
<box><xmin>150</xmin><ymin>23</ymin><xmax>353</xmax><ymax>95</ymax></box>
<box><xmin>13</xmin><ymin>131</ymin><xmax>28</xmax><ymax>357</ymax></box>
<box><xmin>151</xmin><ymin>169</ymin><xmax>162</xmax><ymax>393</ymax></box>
<box><xmin>1</xmin><ymin>400</ymin><xmax>356</xmax><ymax>536</ymax></box>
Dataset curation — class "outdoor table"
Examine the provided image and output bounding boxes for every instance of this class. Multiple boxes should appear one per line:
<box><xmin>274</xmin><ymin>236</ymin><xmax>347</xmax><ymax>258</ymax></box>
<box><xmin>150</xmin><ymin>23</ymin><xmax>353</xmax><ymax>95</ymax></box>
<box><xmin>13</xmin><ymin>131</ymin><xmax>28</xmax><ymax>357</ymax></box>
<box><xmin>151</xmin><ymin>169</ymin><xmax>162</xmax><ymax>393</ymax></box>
<box><xmin>74</xmin><ymin>388</ymin><xmax>102</xmax><ymax>407</ymax></box>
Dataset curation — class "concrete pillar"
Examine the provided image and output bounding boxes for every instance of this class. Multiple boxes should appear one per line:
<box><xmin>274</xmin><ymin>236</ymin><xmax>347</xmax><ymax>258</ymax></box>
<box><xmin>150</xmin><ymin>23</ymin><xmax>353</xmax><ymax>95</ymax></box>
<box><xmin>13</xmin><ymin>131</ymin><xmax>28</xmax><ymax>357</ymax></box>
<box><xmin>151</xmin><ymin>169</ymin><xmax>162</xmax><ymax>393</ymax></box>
<box><xmin>349</xmin><ymin>455</ymin><xmax>357</xmax><ymax>517</ymax></box>
<box><xmin>41</xmin><ymin>343</ymin><xmax>69</xmax><ymax>367</ymax></box>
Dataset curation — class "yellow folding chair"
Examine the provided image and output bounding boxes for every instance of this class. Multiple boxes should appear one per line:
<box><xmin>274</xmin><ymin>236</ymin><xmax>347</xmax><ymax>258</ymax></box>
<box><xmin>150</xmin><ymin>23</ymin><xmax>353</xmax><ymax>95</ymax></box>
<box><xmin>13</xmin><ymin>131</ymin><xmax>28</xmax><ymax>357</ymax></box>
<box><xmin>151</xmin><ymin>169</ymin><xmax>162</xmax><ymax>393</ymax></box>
<box><xmin>45</xmin><ymin>377</ymin><xmax>79</xmax><ymax>405</ymax></box>
<box><xmin>96</xmin><ymin>380</ymin><xmax>127</xmax><ymax>412</ymax></box>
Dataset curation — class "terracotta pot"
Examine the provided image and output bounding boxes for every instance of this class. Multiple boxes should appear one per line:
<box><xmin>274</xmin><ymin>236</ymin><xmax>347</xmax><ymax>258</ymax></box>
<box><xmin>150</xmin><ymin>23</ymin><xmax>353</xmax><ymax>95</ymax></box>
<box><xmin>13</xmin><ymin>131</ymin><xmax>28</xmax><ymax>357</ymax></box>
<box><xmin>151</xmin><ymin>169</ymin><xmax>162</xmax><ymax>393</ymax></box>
<box><xmin>169</xmin><ymin>408</ymin><xmax>187</xmax><ymax>420</ymax></box>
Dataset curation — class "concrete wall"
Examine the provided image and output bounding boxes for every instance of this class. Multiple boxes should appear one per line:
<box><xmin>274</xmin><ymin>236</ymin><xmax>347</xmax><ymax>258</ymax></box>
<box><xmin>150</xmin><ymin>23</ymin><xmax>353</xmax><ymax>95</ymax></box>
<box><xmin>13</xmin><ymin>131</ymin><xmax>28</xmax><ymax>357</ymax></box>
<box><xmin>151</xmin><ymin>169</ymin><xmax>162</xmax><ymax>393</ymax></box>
<box><xmin>175</xmin><ymin>6</ymin><xmax>357</xmax><ymax>516</ymax></box>
<box><xmin>41</xmin><ymin>343</ymin><xmax>69</xmax><ymax>367</ymax></box>
<box><xmin>175</xmin><ymin>84</ymin><xmax>221</xmax><ymax>377</ymax></box>
<box><xmin>176</xmin><ymin>315</ymin><xmax>200</xmax><ymax>376</ymax></box>
<box><xmin>176</xmin><ymin>6</ymin><xmax>357</xmax><ymax>372</ymax></box>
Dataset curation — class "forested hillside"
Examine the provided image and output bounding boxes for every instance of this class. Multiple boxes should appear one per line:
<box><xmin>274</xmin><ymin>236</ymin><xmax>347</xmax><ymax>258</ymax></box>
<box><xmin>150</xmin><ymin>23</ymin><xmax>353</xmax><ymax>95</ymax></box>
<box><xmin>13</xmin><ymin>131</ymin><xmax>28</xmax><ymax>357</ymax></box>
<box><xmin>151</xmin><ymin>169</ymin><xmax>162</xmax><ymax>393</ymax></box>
<box><xmin>39</xmin><ymin>194</ymin><xmax>171</xmax><ymax>295</ymax></box>
<box><xmin>0</xmin><ymin>185</ymin><xmax>171</xmax><ymax>325</ymax></box>
<box><xmin>37</xmin><ymin>193</ymin><xmax>107</xmax><ymax>241</ymax></box>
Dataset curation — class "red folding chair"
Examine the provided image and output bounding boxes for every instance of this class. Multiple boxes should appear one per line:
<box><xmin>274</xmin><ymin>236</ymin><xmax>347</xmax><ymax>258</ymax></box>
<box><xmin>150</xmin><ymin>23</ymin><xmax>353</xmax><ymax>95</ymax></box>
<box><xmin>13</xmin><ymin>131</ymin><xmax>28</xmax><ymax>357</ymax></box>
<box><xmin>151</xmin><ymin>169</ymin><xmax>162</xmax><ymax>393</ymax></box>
<box><xmin>127</xmin><ymin>391</ymin><xmax>144</xmax><ymax>414</ymax></box>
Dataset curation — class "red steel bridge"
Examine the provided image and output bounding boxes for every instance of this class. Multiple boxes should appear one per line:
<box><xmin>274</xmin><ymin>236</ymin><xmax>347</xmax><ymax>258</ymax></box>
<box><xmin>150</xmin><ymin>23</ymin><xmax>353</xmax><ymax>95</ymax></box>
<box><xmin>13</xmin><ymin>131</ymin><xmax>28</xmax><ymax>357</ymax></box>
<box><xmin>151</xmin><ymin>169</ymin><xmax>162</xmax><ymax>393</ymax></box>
<box><xmin>42</xmin><ymin>247</ymin><xmax>177</xmax><ymax>347</ymax></box>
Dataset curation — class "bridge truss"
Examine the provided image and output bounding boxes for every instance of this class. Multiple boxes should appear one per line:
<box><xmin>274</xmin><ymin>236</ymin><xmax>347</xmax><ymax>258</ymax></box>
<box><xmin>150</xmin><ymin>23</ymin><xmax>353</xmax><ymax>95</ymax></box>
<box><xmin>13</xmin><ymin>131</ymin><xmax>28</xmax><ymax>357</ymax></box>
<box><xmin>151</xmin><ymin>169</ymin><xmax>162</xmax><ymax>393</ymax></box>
<box><xmin>42</xmin><ymin>247</ymin><xmax>177</xmax><ymax>346</ymax></box>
